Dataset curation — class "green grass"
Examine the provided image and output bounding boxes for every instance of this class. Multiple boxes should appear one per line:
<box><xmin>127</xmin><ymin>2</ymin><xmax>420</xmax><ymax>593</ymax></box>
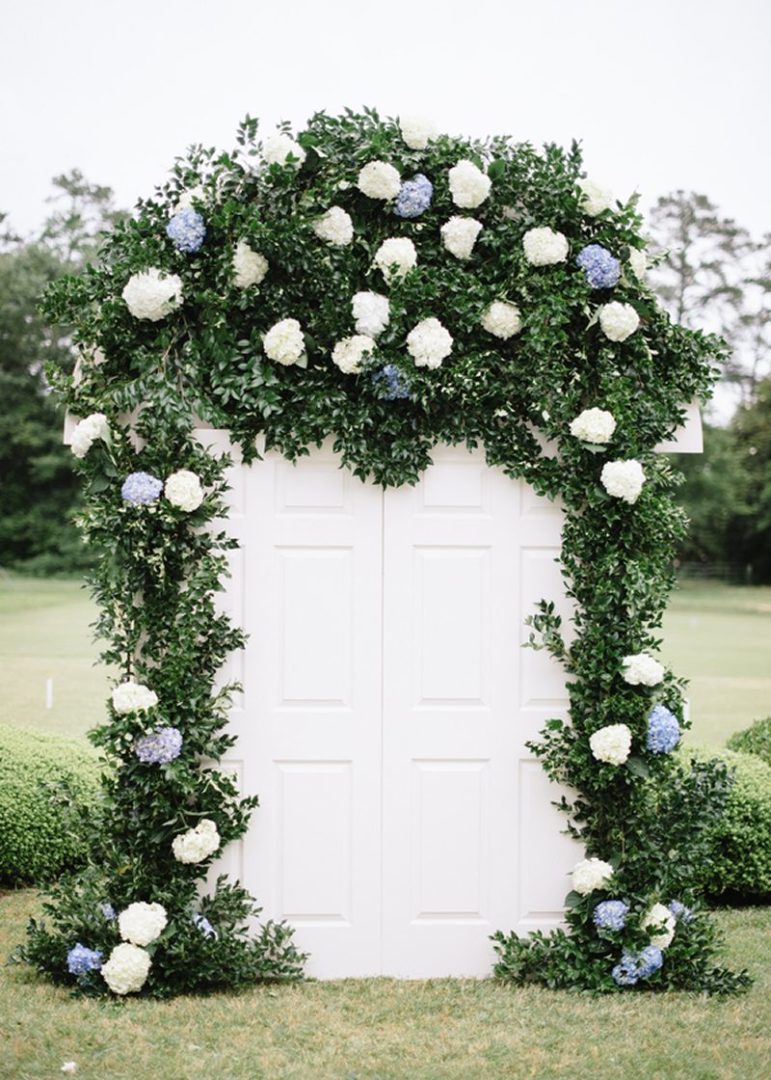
<box><xmin>1</xmin><ymin>891</ymin><xmax>768</xmax><ymax>1080</ymax></box>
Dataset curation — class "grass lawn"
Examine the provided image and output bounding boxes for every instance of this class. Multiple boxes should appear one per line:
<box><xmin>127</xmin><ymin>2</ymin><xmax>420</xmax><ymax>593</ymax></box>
<box><xmin>1</xmin><ymin>890</ymin><xmax>769</xmax><ymax>1080</ymax></box>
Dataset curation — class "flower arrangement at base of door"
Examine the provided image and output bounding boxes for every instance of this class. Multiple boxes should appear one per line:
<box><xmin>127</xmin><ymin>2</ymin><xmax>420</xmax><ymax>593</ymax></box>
<box><xmin>18</xmin><ymin>108</ymin><xmax>749</xmax><ymax>996</ymax></box>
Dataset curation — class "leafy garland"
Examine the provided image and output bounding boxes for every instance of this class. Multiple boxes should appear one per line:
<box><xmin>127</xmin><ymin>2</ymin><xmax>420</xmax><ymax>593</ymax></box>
<box><xmin>22</xmin><ymin>108</ymin><xmax>749</xmax><ymax>996</ymax></box>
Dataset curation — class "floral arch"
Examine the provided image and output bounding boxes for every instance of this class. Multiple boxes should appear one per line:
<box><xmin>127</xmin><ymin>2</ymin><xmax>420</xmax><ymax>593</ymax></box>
<box><xmin>22</xmin><ymin>108</ymin><xmax>748</xmax><ymax>996</ymax></box>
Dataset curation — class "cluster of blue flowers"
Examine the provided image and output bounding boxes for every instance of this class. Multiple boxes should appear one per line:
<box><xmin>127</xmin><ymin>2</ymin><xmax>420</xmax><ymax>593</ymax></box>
<box><xmin>135</xmin><ymin>726</ymin><xmax>183</xmax><ymax>764</ymax></box>
<box><xmin>372</xmin><ymin>364</ymin><xmax>411</xmax><ymax>400</ymax></box>
<box><xmin>668</xmin><ymin>899</ymin><xmax>694</xmax><ymax>923</ymax></box>
<box><xmin>646</xmin><ymin>705</ymin><xmax>681</xmax><ymax>753</ymax></box>
<box><xmin>576</xmin><ymin>243</ymin><xmax>621</xmax><ymax>289</ymax></box>
<box><xmin>394</xmin><ymin>174</ymin><xmax>433</xmax><ymax>219</ymax></box>
<box><xmin>193</xmin><ymin>913</ymin><xmax>217</xmax><ymax>939</ymax></box>
<box><xmin>100</xmin><ymin>902</ymin><xmax>116</xmax><ymax>921</ymax></box>
<box><xmin>121</xmin><ymin>471</ymin><xmax>163</xmax><ymax>505</ymax></box>
<box><xmin>593</xmin><ymin>899</ymin><xmax>629</xmax><ymax>932</ymax></box>
<box><xmin>612</xmin><ymin>944</ymin><xmax>664</xmax><ymax>987</ymax></box>
<box><xmin>166</xmin><ymin>208</ymin><xmax>206</xmax><ymax>254</ymax></box>
<box><xmin>67</xmin><ymin>943</ymin><xmax>103</xmax><ymax>976</ymax></box>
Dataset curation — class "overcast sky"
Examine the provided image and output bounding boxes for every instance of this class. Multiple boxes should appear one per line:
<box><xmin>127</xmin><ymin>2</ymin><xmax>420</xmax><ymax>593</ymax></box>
<box><xmin>2</xmin><ymin>0</ymin><xmax>770</xmax><ymax>239</ymax></box>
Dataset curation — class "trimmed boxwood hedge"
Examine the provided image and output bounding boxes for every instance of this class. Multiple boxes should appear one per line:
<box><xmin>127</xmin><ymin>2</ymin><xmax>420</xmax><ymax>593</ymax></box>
<box><xmin>727</xmin><ymin>717</ymin><xmax>771</xmax><ymax>768</ymax></box>
<box><xmin>0</xmin><ymin>725</ymin><xmax>103</xmax><ymax>884</ymax></box>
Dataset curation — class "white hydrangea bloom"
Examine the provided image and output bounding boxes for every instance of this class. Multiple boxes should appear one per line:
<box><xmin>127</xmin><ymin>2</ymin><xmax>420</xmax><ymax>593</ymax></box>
<box><xmin>263</xmin><ymin>318</ymin><xmax>306</xmax><ymax>366</ymax></box>
<box><xmin>118</xmin><ymin>902</ymin><xmax>168</xmax><ymax>947</ymax></box>
<box><xmin>440</xmin><ymin>216</ymin><xmax>483</xmax><ymax>260</ymax></box>
<box><xmin>480</xmin><ymin>301</ymin><xmax>522</xmax><ymax>340</ymax></box>
<box><xmin>176</xmin><ymin>185</ymin><xmax>205</xmax><ymax>211</ymax></box>
<box><xmin>641</xmin><ymin>903</ymin><xmax>677</xmax><ymax>949</ymax></box>
<box><xmin>232</xmin><ymin>241</ymin><xmax>268</xmax><ymax>288</ymax></box>
<box><xmin>406</xmin><ymin>317</ymin><xmax>453</xmax><ymax>369</ymax></box>
<box><xmin>351</xmin><ymin>291</ymin><xmax>390</xmax><ymax>337</ymax></box>
<box><xmin>589</xmin><ymin>723</ymin><xmax>632</xmax><ymax>765</ymax></box>
<box><xmin>572</xmin><ymin>857</ymin><xmax>614</xmax><ymax>895</ymax></box>
<box><xmin>374</xmin><ymin>237</ymin><xmax>417</xmax><ymax>281</ymax></box>
<box><xmin>313</xmin><ymin>207</ymin><xmax>354</xmax><ymax>246</ymax></box>
<box><xmin>172</xmin><ymin>818</ymin><xmax>221</xmax><ymax>864</ymax></box>
<box><xmin>111</xmin><ymin>681</ymin><xmax>158</xmax><ymax>715</ymax></box>
<box><xmin>122</xmin><ymin>269</ymin><xmax>183</xmax><ymax>322</ymax></box>
<box><xmin>399</xmin><ymin>115</ymin><xmax>437</xmax><ymax>150</ymax></box>
<box><xmin>70</xmin><ymin>413</ymin><xmax>110</xmax><ymax>459</ymax></box>
<box><xmin>578</xmin><ymin>178</ymin><xmax>615</xmax><ymax>217</ymax></box>
<box><xmin>621</xmin><ymin>652</ymin><xmax>665</xmax><ymax>687</ymax></box>
<box><xmin>523</xmin><ymin>227</ymin><xmax>569</xmax><ymax>266</ymax></box>
<box><xmin>263</xmin><ymin>132</ymin><xmax>306</xmax><ymax>168</ymax></box>
<box><xmin>164</xmin><ymin>470</ymin><xmax>204</xmax><ymax>512</ymax></box>
<box><xmin>628</xmin><ymin>248</ymin><xmax>648</xmax><ymax>279</ymax></box>
<box><xmin>101</xmin><ymin>943</ymin><xmax>151</xmax><ymax>995</ymax></box>
<box><xmin>601</xmin><ymin>459</ymin><xmax>646</xmax><ymax>504</ymax></box>
<box><xmin>448</xmin><ymin>160</ymin><xmax>491</xmax><ymax>209</ymax></box>
<box><xmin>332</xmin><ymin>334</ymin><xmax>376</xmax><ymax>374</ymax></box>
<box><xmin>599</xmin><ymin>301</ymin><xmax>640</xmax><ymax>342</ymax></box>
<box><xmin>357</xmin><ymin>161</ymin><xmax>401</xmax><ymax>200</ymax></box>
<box><xmin>569</xmin><ymin>408</ymin><xmax>616</xmax><ymax>445</ymax></box>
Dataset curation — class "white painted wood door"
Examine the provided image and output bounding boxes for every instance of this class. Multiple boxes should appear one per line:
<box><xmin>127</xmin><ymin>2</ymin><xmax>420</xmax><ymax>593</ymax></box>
<box><xmin>202</xmin><ymin>434</ymin><xmax>581</xmax><ymax>978</ymax></box>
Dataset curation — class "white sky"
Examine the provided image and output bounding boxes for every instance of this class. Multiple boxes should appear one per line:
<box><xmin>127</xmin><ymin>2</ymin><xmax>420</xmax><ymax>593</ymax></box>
<box><xmin>2</xmin><ymin>0</ymin><xmax>770</xmax><ymax>238</ymax></box>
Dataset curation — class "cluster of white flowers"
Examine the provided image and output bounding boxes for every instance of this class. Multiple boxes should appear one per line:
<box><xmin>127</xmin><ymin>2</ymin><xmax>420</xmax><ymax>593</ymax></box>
<box><xmin>448</xmin><ymin>160</ymin><xmax>491</xmax><ymax>209</ymax></box>
<box><xmin>332</xmin><ymin>334</ymin><xmax>375</xmax><ymax>374</ymax></box>
<box><xmin>164</xmin><ymin>470</ymin><xmax>204</xmax><ymax>512</ymax></box>
<box><xmin>70</xmin><ymin>413</ymin><xmax>110</xmax><ymax>459</ymax></box>
<box><xmin>523</xmin><ymin>227</ymin><xmax>569</xmax><ymax>266</ymax></box>
<box><xmin>621</xmin><ymin>652</ymin><xmax>665</xmax><ymax>687</ymax></box>
<box><xmin>578</xmin><ymin>178</ymin><xmax>615</xmax><ymax>217</ymax></box>
<box><xmin>357</xmin><ymin>160</ymin><xmax>401</xmax><ymax>200</ymax></box>
<box><xmin>122</xmin><ymin>269</ymin><xmax>183</xmax><ymax>322</ymax></box>
<box><xmin>232</xmin><ymin>241</ymin><xmax>268</xmax><ymax>288</ymax></box>
<box><xmin>480</xmin><ymin>300</ymin><xmax>522</xmax><ymax>340</ymax></box>
<box><xmin>399</xmin><ymin>115</ymin><xmax>437</xmax><ymax>150</ymax></box>
<box><xmin>374</xmin><ymin>237</ymin><xmax>417</xmax><ymax>281</ymax></box>
<box><xmin>569</xmin><ymin>407</ymin><xmax>616</xmax><ymax>445</ymax></box>
<box><xmin>263</xmin><ymin>318</ymin><xmax>306</xmax><ymax>366</ymax></box>
<box><xmin>440</xmin><ymin>216</ymin><xmax>483</xmax><ymax>260</ymax></box>
<box><xmin>641</xmin><ymin>903</ymin><xmax>677</xmax><ymax>949</ymax></box>
<box><xmin>101</xmin><ymin>942</ymin><xmax>151</xmax><ymax>995</ymax></box>
<box><xmin>572</xmin><ymin>857</ymin><xmax>614</xmax><ymax>895</ymax></box>
<box><xmin>599</xmin><ymin>301</ymin><xmax>640</xmax><ymax>342</ymax></box>
<box><xmin>406</xmin><ymin>317</ymin><xmax>453</xmax><ymax>368</ymax></box>
<box><xmin>263</xmin><ymin>132</ymin><xmax>306</xmax><ymax>168</ymax></box>
<box><xmin>118</xmin><ymin>902</ymin><xmax>168</xmax><ymax>947</ymax></box>
<box><xmin>601</xmin><ymin>459</ymin><xmax>646</xmax><ymax>504</ymax></box>
<box><xmin>111</xmin><ymin>681</ymin><xmax>158</xmax><ymax>715</ymax></box>
<box><xmin>313</xmin><ymin>207</ymin><xmax>354</xmax><ymax>246</ymax></box>
<box><xmin>172</xmin><ymin>818</ymin><xmax>220</xmax><ymax>864</ymax></box>
<box><xmin>351</xmin><ymin>291</ymin><xmax>390</xmax><ymax>337</ymax></box>
<box><xmin>628</xmin><ymin>248</ymin><xmax>648</xmax><ymax>279</ymax></box>
<box><xmin>176</xmin><ymin>185</ymin><xmax>205</xmax><ymax>212</ymax></box>
<box><xmin>589</xmin><ymin>723</ymin><xmax>632</xmax><ymax>765</ymax></box>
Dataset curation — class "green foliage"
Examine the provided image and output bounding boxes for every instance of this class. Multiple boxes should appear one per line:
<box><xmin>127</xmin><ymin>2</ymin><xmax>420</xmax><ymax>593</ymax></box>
<box><xmin>0</xmin><ymin>725</ymin><xmax>102</xmax><ymax>883</ymax></box>
<box><xmin>25</xmin><ymin>109</ymin><xmax>746</xmax><ymax>996</ymax></box>
<box><xmin>683</xmin><ymin>746</ymin><xmax>771</xmax><ymax>901</ymax></box>
<box><xmin>727</xmin><ymin>716</ymin><xmax>771</xmax><ymax>766</ymax></box>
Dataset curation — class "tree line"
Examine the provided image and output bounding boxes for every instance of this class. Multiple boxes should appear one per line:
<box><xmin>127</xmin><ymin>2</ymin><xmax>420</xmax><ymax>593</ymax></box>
<box><xmin>0</xmin><ymin>178</ymin><xmax>768</xmax><ymax>579</ymax></box>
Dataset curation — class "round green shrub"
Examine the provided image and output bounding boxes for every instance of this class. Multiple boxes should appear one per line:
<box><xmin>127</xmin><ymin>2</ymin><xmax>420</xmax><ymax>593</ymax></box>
<box><xmin>727</xmin><ymin>717</ymin><xmax>771</xmax><ymax>768</ymax></box>
<box><xmin>0</xmin><ymin>725</ymin><xmax>103</xmax><ymax>884</ymax></box>
<box><xmin>683</xmin><ymin>746</ymin><xmax>771</xmax><ymax>902</ymax></box>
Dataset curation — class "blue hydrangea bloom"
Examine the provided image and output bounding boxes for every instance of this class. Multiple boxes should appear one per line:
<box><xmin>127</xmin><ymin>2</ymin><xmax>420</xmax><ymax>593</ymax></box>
<box><xmin>612</xmin><ymin>944</ymin><xmax>663</xmax><ymax>987</ymax></box>
<box><xmin>193</xmin><ymin>913</ymin><xmax>217</xmax><ymax>939</ymax></box>
<box><xmin>394</xmin><ymin>174</ymin><xmax>433</xmax><ymax>219</ymax></box>
<box><xmin>121</xmin><ymin>471</ymin><xmax>163</xmax><ymax>505</ymax></box>
<box><xmin>135</xmin><ymin>726</ymin><xmax>183</xmax><ymax>764</ymax></box>
<box><xmin>668</xmin><ymin>899</ymin><xmax>694</xmax><ymax>923</ymax></box>
<box><xmin>100</xmin><ymin>902</ymin><xmax>116</xmax><ymax>921</ymax></box>
<box><xmin>593</xmin><ymin>899</ymin><xmax>629</xmax><ymax>932</ymax></box>
<box><xmin>372</xmin><ymin>364</ymin><xmax>411</xmax><ymax>400</ymax></box>
<box><xmin>576</xmin><ymin>244</ymin><xmax>621</xmax><ymax>289</ymax></box>
<box><xmin>67</xmin><ymin>943</ymin><xmax>103</xmax><ymax>976</ymax></box>
<box><xmin>166</xmin><ymin>208</ymin><xmax>206</xmax><ymax>254</ymax></box>
<box><xmin>646</xmin><ymin>705</ymin><xmax>681</xmax><ymax>754</ymax></box>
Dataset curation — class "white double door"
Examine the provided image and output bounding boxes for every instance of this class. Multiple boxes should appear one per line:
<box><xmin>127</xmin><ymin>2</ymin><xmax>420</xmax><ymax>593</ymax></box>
<box><xmin>210</xmin><ymin>437</ymin><xmax>579</xmax><ymax>978</ymax></box>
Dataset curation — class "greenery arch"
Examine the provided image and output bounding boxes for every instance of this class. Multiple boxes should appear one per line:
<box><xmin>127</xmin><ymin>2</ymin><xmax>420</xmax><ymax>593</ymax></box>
<box><xmin>22</xmin><ymin>108</ymin><xmax>748</xmax><ymax>996</ymax></box>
